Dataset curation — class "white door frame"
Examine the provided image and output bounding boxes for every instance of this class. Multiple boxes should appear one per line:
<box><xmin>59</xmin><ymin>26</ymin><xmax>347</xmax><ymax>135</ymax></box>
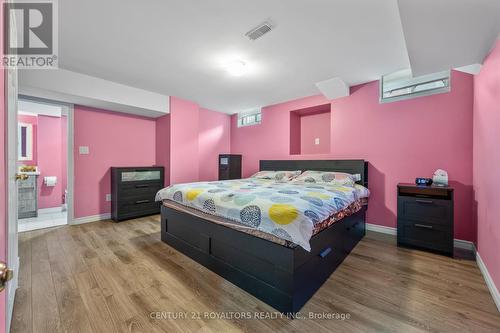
<box><xmin>18</xmin><ymin>95</ymin><xmax>75</xmax><ymax>225</ymax></box>
<box><xmin>5</xmin><ymin>41</ymin><xmax>19</xmax><ymax>333</ymax></box>
<box><xmin>63</xmin><ymin>104</ymin><xmax>75</xmax><ymax>224</ymax></box>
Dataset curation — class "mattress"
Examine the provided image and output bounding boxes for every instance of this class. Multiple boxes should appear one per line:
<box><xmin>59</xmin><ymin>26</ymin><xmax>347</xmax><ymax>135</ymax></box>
<box><xmin>162</xmin><ymin>198</ymin><xmax>366</xmax><ymax>248</ymax></box>
<box><xmin>156</xmin><ymin>178</ymin><xmax>370</xmax><ymax>251</ymax></box>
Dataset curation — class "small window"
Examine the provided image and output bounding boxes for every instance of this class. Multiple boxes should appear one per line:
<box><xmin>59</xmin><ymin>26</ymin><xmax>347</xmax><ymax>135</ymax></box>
<box><xmin>380</xmin><ymin>70</ymin><xmax>451</xmax><ymax>103</ymax></box>
<box><xmin>237</xmin><ymin>110</ymin><xmax>262</xmax><ymax>127</ymax></box>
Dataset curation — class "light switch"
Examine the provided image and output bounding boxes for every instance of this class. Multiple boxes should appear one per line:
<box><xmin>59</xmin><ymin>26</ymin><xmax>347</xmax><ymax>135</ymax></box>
<box><xmin>79</xmin><ymin>146</ymin><xmax>89</xmax><ymax>155</ymax></box>
<box><xmin>105</xmin><ymin>194</ymin><xmax>112</xmax><ymax>202</ymax></box>
<box><xmin>314</xmin><ymin>138</ymin><xmax>320</xmax><ymax>145</ymax></box>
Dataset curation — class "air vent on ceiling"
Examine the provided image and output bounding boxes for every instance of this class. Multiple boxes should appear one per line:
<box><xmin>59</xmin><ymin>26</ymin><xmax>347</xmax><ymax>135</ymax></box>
<box><xmin>245</xmin><ymin>22</ymin><xmax>273</xmax><ymax>40</ymax></box>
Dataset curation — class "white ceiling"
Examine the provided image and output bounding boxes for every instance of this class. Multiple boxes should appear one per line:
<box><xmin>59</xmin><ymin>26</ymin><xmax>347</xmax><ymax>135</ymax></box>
<box><xmin>25</xmin><ymin>0</ymin><xmax>500</xmax><ymax>114</ymax></box>
<box><xmin>56</xmin><ymin>0</ymin><xmax>410</xmax><ymax>114</ymax></box>
<box><xmin>398</xmin><ymin>0</ymin><xmax>500</xmax><ymax>77</ymax></box>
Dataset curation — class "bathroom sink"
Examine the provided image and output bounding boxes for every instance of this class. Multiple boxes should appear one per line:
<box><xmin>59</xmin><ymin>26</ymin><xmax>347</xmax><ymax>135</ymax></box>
<box><xmin>19</xmin><ymin>171</ymin><xmax>40</xmax><ymax>176</ymax></box>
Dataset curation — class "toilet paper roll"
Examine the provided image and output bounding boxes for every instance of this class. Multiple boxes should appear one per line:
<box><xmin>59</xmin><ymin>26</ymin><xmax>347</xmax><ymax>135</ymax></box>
<box><xmin>44</xmin><ymin>176</ymin><xmax>57</xmax><ymax>187</ymax></box>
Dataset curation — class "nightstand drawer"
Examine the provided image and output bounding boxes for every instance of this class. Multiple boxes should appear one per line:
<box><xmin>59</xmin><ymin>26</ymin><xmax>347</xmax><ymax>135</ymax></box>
<box><xmin>398</xmin><ymin>220</ymin><xmax>453</xmax><ymax>253</ymax></box>
<box><xmin>398</xmin><ymin>197</ymin><xmax>452</xmax><ymax>225</ymax></box>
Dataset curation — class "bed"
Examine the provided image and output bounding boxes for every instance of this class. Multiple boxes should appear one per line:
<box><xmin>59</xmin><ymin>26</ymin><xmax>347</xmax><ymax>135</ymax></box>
<box><xmin>158</xmin><ymin>159</ymin><xmax>368</xmax><ymax>314</ymax></box>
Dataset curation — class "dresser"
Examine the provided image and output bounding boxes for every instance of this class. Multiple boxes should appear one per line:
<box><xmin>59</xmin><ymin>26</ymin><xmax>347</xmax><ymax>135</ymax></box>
<box><xmin>18</xmin><ymin>175</ymin><xmax>38</xmax><ymax>219</ymax></box>
<box><xmin>397</xmin><ymin>183</ymin><xmax>454</xmax><ymax>256</ymax></box>
<box><xmin>218</xmin><ymin>154</ymin><xmax>242</xmax><ymax>180</ymax></box>
<box><xmin>111</xmin><ymin>167</ymin><xmax>164</xmax><ymax>222</ymax></box>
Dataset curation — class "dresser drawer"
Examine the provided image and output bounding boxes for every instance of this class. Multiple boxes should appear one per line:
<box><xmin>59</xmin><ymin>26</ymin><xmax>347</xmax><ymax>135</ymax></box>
<box><xmin>118</xmin><ymin>199</ymin><xmax>160</xmax><ymax>215</ymax></box>
<box><xmin>118</xmin><ymin>182</ymin><xmax>162</xmax><ymax>200</ymax></box>
<box><xmin>397</xmin><ymin>219</ymin><xmax>453</xmax><ymax>254</ymax></box>
<box><xmin>397</xmin><ymin>197</ymin><xmax>452</xmax><ymax>225</ymax></box>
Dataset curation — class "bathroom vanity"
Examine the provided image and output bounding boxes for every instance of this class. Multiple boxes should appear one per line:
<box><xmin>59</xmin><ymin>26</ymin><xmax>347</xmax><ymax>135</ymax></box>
<box><xmin>18</xmin><ymin>173</ymin><xmax>39</xmax><ymax>219</ymax></box>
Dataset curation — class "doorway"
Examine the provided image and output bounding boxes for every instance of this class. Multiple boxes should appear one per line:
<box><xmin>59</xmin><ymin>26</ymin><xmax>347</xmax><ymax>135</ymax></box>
<box><xmin>16</xmin><ymin>98</ymin><xmax>73</xmax><ymax>232</ymax></box>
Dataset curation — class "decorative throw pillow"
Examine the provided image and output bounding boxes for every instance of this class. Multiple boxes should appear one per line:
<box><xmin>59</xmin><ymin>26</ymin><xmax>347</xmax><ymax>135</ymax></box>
<box><xmin>292</xmin><ymin>170</ymin><xmax>357</xmax><ymax>186</ymax></box>
<box><xmin>250</xmin><ymin>170</ymin><xmax>302</xmax><ymax>181</ymax></box>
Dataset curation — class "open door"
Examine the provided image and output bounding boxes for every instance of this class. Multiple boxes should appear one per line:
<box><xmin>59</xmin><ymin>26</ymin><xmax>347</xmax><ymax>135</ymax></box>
<box><xmin>3</xmin><ymin>56</ymin><xmax>19</xmax><ymax>333</ymax></box>
<box><xmin>1</xmin><ymin>4</ymin><xmax>20</xmax><ymax>332</ymax></box>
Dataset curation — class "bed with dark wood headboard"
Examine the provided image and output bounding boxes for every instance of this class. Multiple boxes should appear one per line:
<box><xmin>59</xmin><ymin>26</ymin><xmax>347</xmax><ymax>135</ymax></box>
<box><xmin>160</xmin><ymin>159</ymin><xmax>368</xmax><ymax>314</ymax></box>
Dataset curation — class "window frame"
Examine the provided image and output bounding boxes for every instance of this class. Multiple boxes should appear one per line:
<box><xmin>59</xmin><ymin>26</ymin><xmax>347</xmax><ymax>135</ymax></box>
<box><xmin>380</xmin><ymin>70</ymin><xmax>451</xmax><ymax>104</ymax></box>
<box><xmin>237</xmin><ymin>110</ymin><xmax>262</xmax><ymax>128</ymax></box>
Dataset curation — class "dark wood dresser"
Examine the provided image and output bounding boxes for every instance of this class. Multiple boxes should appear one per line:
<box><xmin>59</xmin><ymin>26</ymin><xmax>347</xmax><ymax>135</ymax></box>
<box><xmin>218</xmin><ymin>154</ymin><xmax>242</xmax><ymax>180</ymax></box>
<box><xmin>397</xmin><ymin>183</ymin><xmax>454</xmax><ymax>256</ymax></box>
<box><xmin>111</xmin><ymin>166</ymin><xmax>164</xmax><ymax>222</ymax></box>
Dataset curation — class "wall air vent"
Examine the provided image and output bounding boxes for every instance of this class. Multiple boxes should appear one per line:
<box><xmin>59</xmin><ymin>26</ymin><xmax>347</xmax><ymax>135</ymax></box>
<box><xmin>245</xmin><ymin>22</ymin><xmax>273</xmax><ymax>41</ymax></box>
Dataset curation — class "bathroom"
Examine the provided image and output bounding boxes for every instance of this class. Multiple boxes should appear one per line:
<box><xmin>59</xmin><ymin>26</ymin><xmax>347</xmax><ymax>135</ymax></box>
<box><xmin>17</xmin><ymin>99</ymin><xmax>69</xmax><ymax>232</ymax></box>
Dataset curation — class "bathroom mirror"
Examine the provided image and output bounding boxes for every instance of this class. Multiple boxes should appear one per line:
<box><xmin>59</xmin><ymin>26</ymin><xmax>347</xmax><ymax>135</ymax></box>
<box><xmin>18</xmin><ymin>122</ymin><xmax>33</xmax><ymax>161</ymax></box>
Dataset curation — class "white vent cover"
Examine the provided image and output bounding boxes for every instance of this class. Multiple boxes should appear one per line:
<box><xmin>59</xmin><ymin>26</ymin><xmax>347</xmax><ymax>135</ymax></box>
<box><xmin>245</xmin><ymin>22</ymin><xmax>273</xmax><ymax>40</ymax></box>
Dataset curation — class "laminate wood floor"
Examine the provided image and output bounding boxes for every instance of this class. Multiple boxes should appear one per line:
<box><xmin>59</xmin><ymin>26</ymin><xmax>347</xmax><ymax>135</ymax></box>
<box><xmin>11</xmin><ymin>215</ymin><xmax>500</xmax><ymax>333</ymax></box>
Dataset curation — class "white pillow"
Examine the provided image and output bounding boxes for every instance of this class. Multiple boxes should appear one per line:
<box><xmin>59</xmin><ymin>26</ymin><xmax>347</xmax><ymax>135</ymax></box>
<box><xmin>292</xmin><ymin>170</ymin><xmax>356</xmax><ymax>186</ymax></box>
<box><xmin>251</xmin><ymin>170</ymin><xmax>302</xmax><ymax>181</ymax></box>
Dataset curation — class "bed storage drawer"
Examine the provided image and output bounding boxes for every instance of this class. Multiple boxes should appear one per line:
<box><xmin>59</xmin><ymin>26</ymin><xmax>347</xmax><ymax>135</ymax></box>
<box><xmin>111</xmin><ymin>166</ymin><xmax>164</xmax><ymax>221</ymax></box>
<box><xmin>343</xmin><ymin>213</ymin><xmax>366</xmax><ymax>254</ymax></box>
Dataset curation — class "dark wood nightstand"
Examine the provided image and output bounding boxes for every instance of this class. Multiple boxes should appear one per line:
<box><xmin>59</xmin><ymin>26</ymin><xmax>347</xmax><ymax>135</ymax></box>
<box><xmin>397</xmin><ymin>183</ymin><xmax>454</xmax><ymax>256</ymax></box>
<box><xmin>218</xmin><ymin>154</ymin><xmax>242</xmax><ymax>180</ymax></box>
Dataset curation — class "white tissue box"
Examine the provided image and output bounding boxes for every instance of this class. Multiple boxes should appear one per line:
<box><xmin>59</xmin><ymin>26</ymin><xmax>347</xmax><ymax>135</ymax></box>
<box><xmin>433</xmin><ymin>174</ymin><xmax>448</xmax><ymax>186</ymax></box>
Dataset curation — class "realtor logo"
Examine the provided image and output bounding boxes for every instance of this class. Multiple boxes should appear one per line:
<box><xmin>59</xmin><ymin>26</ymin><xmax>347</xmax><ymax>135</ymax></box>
<box><xmin>3</xmin><ymin>0</ymin><xmax>58</xmax><ymax>68</ymax></box>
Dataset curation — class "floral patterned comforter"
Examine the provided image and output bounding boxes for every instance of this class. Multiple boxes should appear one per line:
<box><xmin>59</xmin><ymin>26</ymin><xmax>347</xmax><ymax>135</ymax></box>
<box><xmin>155</xmin><ymin>178</ymin><xmax>370</xmax><ymax>251</ymax></box>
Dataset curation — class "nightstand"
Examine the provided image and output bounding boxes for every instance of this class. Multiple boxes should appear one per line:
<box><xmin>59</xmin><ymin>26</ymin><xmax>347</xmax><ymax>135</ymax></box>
<box><xmin>218</xmin><ymin>154</ymin><xmax>242</xmax><ymax>180</ymax></box>
<box><xmin>397</xmin><ymin>183</ymin><xmax>454</xmax><ymax>256</ymax></box>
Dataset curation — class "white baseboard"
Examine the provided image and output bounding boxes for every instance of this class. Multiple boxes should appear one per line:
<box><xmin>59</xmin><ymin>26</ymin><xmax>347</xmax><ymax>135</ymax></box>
<box><xmin>18</xmin><ymin>218</ymin><xmax>67</xmax><ymax>232</ymax></box>
<box><xmin>366</xmin><ymin>223</ymin><xmax>475</xmax><ymax>251</ymax></box>
<box><xmin>366</xmin><ymin>223</ymin><xmax>397</xmax><ymax>235</ymax></box>
<box><xmin>476</xmin><ymin>252</ymin><xmax>500</xmax><ymax>313</ymax></box>
<box><xmin>454</xmin><ymin>239</ymin><xmax>476</xmax><ymax>252</ymax></box>
<box><xmin>38</xmin><ymin>206</ymin><xmax>63</xmax><ymax>214</ymax></box>
<box><xmin>71</xmin><ymin>213</ymin><xmax>111</xmax><ymax>225</ymax></box>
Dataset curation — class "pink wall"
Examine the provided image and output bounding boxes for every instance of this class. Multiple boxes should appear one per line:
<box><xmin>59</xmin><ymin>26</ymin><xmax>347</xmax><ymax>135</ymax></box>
<box><xmin>158</xmin><ymin>99</ymin><xmax>231</xmax><ymax>185</ymax></box>
<box><xmin>17</xmin><ymin>114</ymin><xmax>67</xmax><ymax>209</ymax></box>
<box><xmin>198</xmin><ymin>108</ymin><xmax>231</xmax><ymax>181</ymax></box>
<box><xmin>17</xmin><ymin>115</ymin><xmax>38</xmax><ymax>165</ymax></box>
<box><xmin>169</xmin><ymin>97</ymin><xmax>200</xmax><ymax>184</ymax></box>
<box><xmin>231</xmin><ymin>70</ymin><xmax>474</xmax><ymax>241</ymax></box>
<box><xmin>300</xmin><ymin>112</ymin><xmax>331</xmax><ymax>154</ymax></box>
<box><xmin>473</xmin><ymin>40</ymin><xmax>500</xmax><ymax>292</ymax></box>
<box><xmin>289</xmin><ymin>111</ymin><xmax>301</xmax><ymax>155</ymax></box>
<box><xmin>74</xmin><ymin>106</ymin><xmax>156</xmax><ymax>218</ymax></box>
<box><xmin>155</xmin><ymin>114</ymin><xmax>171</xmax><ymax>186</ymax></box>
<box><xmin>37</xmin><ymin>116</ymin><xmax>63</xmax><ymax>209</ymax></box>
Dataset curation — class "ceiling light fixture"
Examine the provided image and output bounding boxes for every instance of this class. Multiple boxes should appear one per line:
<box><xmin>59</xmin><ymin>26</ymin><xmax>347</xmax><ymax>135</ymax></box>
<box><xmin>225</xmin><ymin>60</ymin><xmax>247</xmax><ymax>76</ymax></box>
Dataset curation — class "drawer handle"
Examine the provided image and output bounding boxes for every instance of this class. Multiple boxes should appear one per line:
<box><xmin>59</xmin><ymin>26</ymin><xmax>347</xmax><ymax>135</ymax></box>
<box><xmin>415</xmin><ymin>223</ymin><xmax>433</xmax><ymax>229</ymax></box>
<box><xmin>135</xmin><ymin>184</ymin><xmax>149</xmax><ymax>188</ymax></box>
<box><xmin>319</xmin><ymin>247</ymin><xmax>332</xmax><ymax>258</ymax></box>
<box><xmin>135</xmin><ymin>200</ymin><xmax>150</xmax><ymax>204</ymax></box>
<box><xmin>415</xmin><ymin>199</ymin><xmax>434</xmax><ymax>204</ymax></box>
